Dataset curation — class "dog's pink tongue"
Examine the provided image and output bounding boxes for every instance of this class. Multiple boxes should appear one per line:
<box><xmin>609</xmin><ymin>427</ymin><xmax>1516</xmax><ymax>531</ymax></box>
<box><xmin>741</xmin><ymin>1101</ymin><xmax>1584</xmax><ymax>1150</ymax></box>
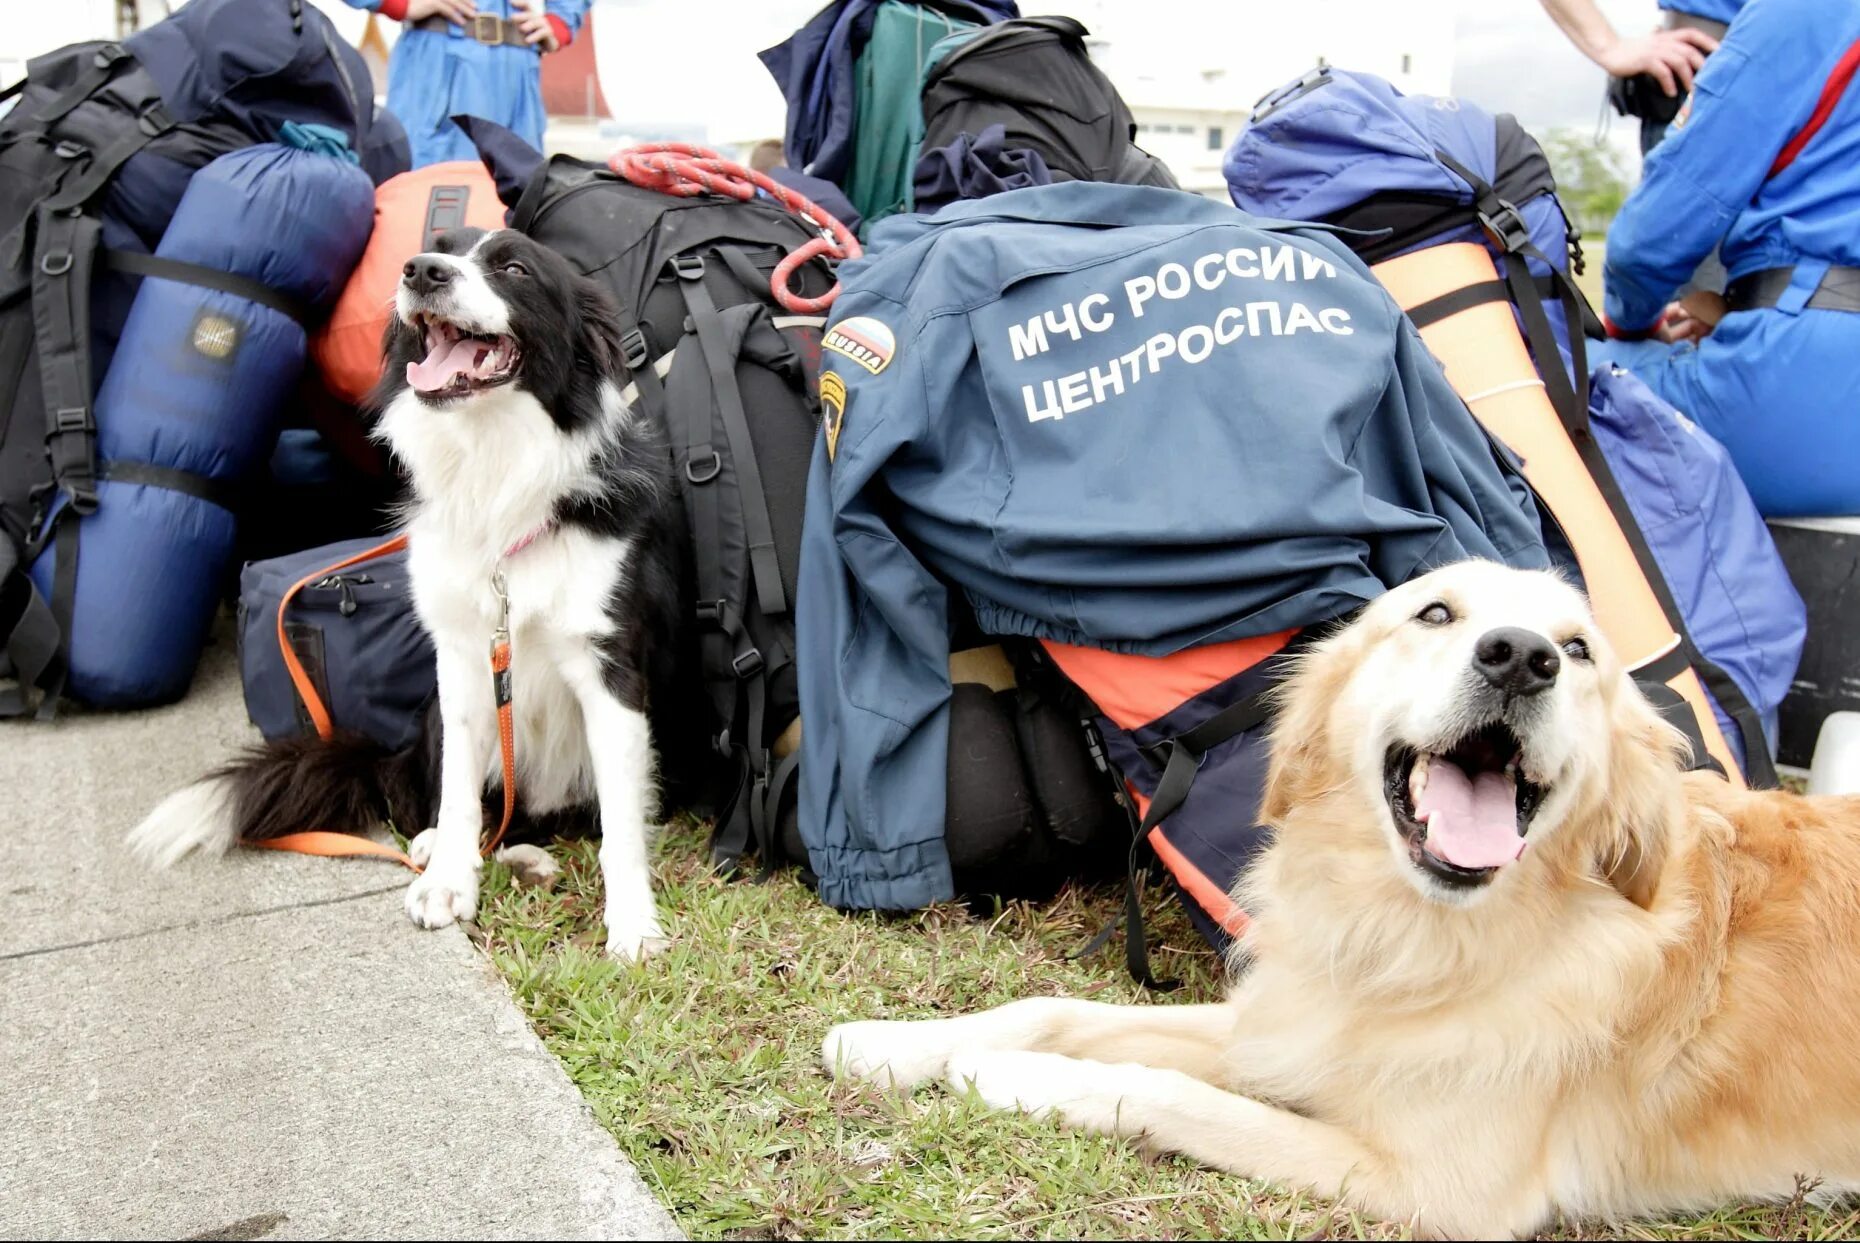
<box><xmin>406</xmin><ymin>338</ymin><xmax>486</xmax><ymax>394</ymax></box>
<box><xmin>1416</xmin><ymin>763</ymin><xmax>1525</xmax><ymax>869</ymax></box>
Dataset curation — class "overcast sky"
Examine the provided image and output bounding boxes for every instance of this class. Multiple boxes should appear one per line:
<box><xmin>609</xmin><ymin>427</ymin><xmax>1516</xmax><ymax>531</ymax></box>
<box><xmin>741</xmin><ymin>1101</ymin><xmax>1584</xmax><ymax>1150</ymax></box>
<box><xmin>1454</xmin><ymin>0</ymin><xmax>1651</xmax><ymax>136</ymax></box>
<box><xmin>18</xmin><ymin>0</ymin><xmax>1659</xmax><ymax>165</ymax></box>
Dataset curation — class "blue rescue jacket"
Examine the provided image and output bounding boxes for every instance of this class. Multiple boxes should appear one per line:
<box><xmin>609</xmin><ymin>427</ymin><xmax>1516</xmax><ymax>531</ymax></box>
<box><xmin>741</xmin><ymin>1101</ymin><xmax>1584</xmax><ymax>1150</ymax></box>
<box><xmin>1597</xmin><ymin>0</ymin><xmax>1860</xmax><ymax>516</ymax></box>
<box><xmin>796</xmin><ymin>183</ymin><xmax>1551</xmax><ymax>911</ymax></box>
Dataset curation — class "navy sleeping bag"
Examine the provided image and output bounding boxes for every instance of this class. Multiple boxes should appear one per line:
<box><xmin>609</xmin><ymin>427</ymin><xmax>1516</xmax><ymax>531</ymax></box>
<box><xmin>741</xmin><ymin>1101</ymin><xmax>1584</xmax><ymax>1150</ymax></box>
<box><xmin>30</xmin><ymin>145</ymin><xmax>375</xmax><ymax>706</ymax></box>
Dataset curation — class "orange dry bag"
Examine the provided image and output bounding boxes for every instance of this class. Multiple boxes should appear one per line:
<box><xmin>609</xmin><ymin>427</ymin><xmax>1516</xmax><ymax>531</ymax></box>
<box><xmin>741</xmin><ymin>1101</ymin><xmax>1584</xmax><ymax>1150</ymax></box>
<box><xmin>310</xmin><ymin>161</ymin><xmax>506</xmax><ymax>404</ymax></box>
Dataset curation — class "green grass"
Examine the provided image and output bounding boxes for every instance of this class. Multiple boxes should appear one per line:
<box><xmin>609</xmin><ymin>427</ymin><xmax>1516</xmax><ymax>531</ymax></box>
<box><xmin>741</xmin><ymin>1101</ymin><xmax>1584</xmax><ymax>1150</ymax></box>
<box><xmin>473</xmin><ymin>826</ymin><xmax>1856</xmax><ymax>1241</ymax></box>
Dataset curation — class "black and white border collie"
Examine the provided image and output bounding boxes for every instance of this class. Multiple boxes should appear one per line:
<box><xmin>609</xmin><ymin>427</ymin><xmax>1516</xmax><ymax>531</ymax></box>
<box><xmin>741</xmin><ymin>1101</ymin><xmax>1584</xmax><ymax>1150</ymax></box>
<box><xmin>129</xmin><ymin>230</ymin><xmax>696</xmax><ymax>960</ymax></box>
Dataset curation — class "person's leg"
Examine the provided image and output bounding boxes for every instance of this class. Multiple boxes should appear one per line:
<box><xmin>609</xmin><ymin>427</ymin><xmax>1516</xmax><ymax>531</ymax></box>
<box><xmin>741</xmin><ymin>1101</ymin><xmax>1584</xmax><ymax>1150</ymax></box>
<box><xmin>383</xmin><ymin>30</ymin><xmax>457</xmax><ymax>170</ymax></box>
<box><xmin>1600</xmin><ymin>313</ymin><xmax>1860</xmax><ymax>517</ymax></box>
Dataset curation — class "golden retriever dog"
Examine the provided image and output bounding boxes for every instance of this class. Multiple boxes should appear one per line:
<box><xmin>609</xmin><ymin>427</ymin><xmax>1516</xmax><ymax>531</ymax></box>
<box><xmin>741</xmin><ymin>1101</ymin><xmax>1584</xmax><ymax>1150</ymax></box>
<box><xmin>822</xmin><ymin>560</ymin><xmax>1860</xmax><ymax>1239</ymax></box>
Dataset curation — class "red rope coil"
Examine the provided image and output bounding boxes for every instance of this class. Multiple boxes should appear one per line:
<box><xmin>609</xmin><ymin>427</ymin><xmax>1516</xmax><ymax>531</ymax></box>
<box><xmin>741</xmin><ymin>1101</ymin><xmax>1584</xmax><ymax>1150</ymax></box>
<box><xmin>607</xmin><ymin>142</ymin><xmax>861</xmax><ymax>315</ymax></box>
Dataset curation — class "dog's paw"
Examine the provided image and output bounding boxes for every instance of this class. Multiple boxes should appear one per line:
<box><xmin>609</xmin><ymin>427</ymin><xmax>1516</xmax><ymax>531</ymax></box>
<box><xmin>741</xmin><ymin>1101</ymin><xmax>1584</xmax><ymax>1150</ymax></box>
<box><xmin>493</xmin><ymin>843</ymin><xmax>561</xmax><ymax>890</ymax></box>
<box><xmin>404</xmin><ymin>856</ymin><xmax>481</xmax><ymax>929</ymax></box>
<box><xmin>407</xmin><ymin>828</ymin><xmax>438</xmax><ymax>870</ymax></box>
<box><xmin>944</xmin><ymin>1050</ymin><xmax>1125</xmax><ymax>1133</ymax></box>
<box><xmin>822</xmin><ymin>1019</ymin><xmax>959</xmax><ymax>1090</ymax></box>
<box><xmin>603</xmin><ymin>916</ymin><xmax>669</xmax><ymax>963</ymax></box>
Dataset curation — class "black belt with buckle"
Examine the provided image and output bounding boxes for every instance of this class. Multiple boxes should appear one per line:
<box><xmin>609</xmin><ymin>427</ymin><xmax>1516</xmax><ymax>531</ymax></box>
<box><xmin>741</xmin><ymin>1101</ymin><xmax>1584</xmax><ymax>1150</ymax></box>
<box><xmin>1663</xmin><ymin>10</ymin><xmax>1730</xmax><ymax>40</ymax></box>
<box><xmin>1725</xmin><ymin>265</ymin><xmax>1860</xmax><ymax>315</ymax></box>
<box><xmin>409</xmin><ymin>14</ymin><xmax>533</xmax><ymax>48</ymax></box>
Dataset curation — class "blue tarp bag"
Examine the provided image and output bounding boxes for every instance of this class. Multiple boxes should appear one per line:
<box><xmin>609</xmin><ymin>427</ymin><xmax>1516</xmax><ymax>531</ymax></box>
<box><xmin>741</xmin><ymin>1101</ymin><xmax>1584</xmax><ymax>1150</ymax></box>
<box><xmin>1225</xmin><ymin>65</ymin><xmax>1593</xmax><ymax>400</ymax></box>
<box><xmin>238</xmin><ymin>537</ymin><xmax>435</xmax><ymax>752</ymax></box>
<box><xmin>1224</xmin><ymin>65</ymin><xmax>1787</xmax><ymax>784</ymax></box>
<box><xmin>28</xmin><ymin>145</ymin><xmax>375</xmax><ymax>706</ymax></box>
<box><xmin>1588</xmin><ymin>365</ymin><xmax>1806</xmax><ymax>769</ymax></box>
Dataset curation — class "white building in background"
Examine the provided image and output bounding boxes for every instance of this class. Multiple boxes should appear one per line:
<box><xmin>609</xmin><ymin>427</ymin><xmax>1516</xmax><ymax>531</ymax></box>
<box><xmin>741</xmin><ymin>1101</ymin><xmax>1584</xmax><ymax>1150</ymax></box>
<box><xmin>11</xmin><ymin>0</ymin><xmax>1456</xmax><ymax>199</ymax></box>
<box><xmin>1055</xmin><ymin>0</ymin><xmax>1458</xmax><ymax>197</ymax></box>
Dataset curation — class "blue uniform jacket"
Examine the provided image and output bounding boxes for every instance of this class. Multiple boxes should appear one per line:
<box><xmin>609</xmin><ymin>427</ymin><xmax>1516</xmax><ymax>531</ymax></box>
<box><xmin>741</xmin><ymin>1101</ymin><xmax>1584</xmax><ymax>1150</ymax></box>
<box><xmin>1599</xmin><ymin>0</ymin><xmax>1860</xmax><ymax>515</ymax></box>
<box><xmin>796</xmin><ymin>184</ymin><xmax>1550</xmax><ymax>911</ymax></box>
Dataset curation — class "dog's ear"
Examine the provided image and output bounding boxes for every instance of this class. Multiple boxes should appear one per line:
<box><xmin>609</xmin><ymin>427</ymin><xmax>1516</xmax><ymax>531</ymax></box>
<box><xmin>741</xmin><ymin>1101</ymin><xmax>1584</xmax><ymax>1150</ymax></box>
<box><xmin>573</xmin><ymin>277</ymin><xmax>626</xmax><ymax>380</ymax></box>
<box><xmin>1258</xmin><ymin>639</ymin><xmax>1352</xmax><ymax>826</ymax></box>
<box><xmin>1597</xmin><ymin>676</ymin><xmax>1688</xmax><ymax>909</ymax></box>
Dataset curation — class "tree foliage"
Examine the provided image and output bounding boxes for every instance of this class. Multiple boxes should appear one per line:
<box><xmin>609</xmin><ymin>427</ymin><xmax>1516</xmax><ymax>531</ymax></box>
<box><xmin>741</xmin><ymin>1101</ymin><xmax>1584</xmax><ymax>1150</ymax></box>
<box><xmin>1541</xmin><ymin>128</ymin><xmax>1632</xmax><ymax>237</ymax></box>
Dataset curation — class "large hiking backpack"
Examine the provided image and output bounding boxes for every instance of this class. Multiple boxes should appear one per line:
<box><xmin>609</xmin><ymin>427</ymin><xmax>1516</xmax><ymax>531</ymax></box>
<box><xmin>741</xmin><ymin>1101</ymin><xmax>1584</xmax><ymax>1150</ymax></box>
<box><xmin>469</xmin><ymin>124</ymin><xmax>843</xmax><ymax>872</ymax></box>
<box><xmin>1225</xmin><ymin>65</ymin><xmax>1780</xmax><ymax>788</ymax></box>
<box><xmin>0</xmin><ymin>0</ymin><xmax>407</xmax><ymax>716</ymax></box>
<box><xmin>918</xmin><ymin>16</ymin><xmax>1178</xmax><ymax>192</ymax></box>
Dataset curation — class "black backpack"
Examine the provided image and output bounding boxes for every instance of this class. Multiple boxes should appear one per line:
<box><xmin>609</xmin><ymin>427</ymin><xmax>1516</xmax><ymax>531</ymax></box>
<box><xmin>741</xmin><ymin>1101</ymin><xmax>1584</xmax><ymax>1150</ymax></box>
<box><xmin>919</xmin><ymin>16</ymin><xmax>1178</xmax><ymax>191</ymax></box>
<box><xmin>0</xmin><ymin>0</ymin><xmax>405</xmax><ymax>717</ymax></box>
<box><xmin>498</xmin><ymin>151</ymin><xmax>838</xmax><ymax>874</ymax></box>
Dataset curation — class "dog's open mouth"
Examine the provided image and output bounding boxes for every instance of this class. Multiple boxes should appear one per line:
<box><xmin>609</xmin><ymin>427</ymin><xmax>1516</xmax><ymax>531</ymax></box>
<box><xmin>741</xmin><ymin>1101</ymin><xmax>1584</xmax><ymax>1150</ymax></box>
<box><xmin>1383</xmin><ymin>723</ymin><xmax>1547</xmax><ymax>887</ymax></box>
<box><xmin>405</xmin><ymin>313</ymin><xmax>520</xmax><ymax>398</ymax></box>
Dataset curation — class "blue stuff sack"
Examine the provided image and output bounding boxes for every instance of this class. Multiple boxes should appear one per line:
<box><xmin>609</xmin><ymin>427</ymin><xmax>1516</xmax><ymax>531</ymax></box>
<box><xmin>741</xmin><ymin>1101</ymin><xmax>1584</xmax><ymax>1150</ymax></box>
<box><xmin>238</xmin><ymin>537</ymin><xmax>435</xmax><ymax>753</ymax></box>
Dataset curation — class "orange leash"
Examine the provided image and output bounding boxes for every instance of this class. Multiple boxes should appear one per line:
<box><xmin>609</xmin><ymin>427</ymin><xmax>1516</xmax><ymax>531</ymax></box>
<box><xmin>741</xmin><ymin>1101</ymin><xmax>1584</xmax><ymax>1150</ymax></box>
<box><xmin>250</xmin><ymin>535</ymin><xmax>518</xmax><ymax>872</ymax></box>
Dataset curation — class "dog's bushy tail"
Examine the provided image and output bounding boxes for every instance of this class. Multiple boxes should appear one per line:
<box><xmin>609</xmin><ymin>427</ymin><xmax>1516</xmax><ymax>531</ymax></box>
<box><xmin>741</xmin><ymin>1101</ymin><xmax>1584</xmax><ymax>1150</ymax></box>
<box><xmin>126</xmin><ymin>732</ymin><xmax>434</xmax><ymax>869</ymax></box>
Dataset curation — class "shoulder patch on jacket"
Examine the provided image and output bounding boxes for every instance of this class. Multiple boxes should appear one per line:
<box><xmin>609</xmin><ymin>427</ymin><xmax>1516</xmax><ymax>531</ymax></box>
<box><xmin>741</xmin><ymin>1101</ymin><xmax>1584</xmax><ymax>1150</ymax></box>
<box><xmin>821</xmin><ymin>369</ymin><xmax>847</xmax><ymax>460</ymax></box>
<box><xmin>824</xmin><ymin>316</ymin><xmax>896</xmax><ymax>374</ymax></box>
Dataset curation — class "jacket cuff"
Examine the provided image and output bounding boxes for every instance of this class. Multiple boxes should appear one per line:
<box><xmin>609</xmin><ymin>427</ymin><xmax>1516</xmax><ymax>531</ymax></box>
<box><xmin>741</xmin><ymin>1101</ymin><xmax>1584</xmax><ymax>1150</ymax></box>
<box><xmin>1603</xmin><ymin>311</ymin><xmax>1665</xmax><ymax>342</ymax></box>
<box><xmin>546</xmin><ymin>14</ymin><xmax>572</xmax><ymax>48</ymax></box>
<box><xmin>377</xmin><ymin>0</ymin><xmax>409</xmax><ymax>21</ymax></box>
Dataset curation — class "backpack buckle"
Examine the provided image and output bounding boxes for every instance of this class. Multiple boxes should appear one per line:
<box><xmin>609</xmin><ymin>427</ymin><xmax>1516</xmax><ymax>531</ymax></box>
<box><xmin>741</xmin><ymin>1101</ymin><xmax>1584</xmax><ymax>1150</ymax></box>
<box><xmin>732</xmin><ymin>648</ymin><xmax>765</xmax><ymax>679</ymax></box>
<box><xmin>1250</xmin><ymin>64</ymin><xmax>1331</xmax><ymax>124</ymax></box>
<box><xmin>53</xmin><ymin>140</ymin><xmax>87</xmax><ymax>161</ymax></box>
<box><xmin>672</xmin><ymin>254</ymin><xmax>705</xmax><ymax>281</ymax></box>
<box><xmin>136</xmin><ymin>101</ymin><xmax>171</xmax><ymax>138</ymax></box>
<box><xmin>619</xmin><ymin>327</ymin><xmax>650</xmax><ymax>370</ymax></box>
<box><xmin>39</xmin><ymin>250</ymin><xmax>74</xmax><ymax>276</ymax></box>
<box><xmin>695</xmin><ymin>599</ymin><xmax>726</xmax><ymax>625</ymax></box>
<box><xmin>685</xmin><ymin>449</ymin><xmax>722</xmax><ymax>484</ymax></box>
<box><xmin>1477</xmin><ymin>200</ymin><xmax>1532</xmax><ymax>254</ymax></box>
<box><xmin>50</xmin><ymin>406</ymin><xmax>90</xmax><ymax>435</ymax></box>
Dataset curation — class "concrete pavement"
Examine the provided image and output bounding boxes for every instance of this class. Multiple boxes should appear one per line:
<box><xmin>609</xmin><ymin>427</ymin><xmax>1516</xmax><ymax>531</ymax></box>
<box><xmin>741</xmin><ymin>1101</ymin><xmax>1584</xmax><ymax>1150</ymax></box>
<box><xmin>0</xmin><ymin>625</ymin><xmax>680</xmax><ymax>1240</ymax></box>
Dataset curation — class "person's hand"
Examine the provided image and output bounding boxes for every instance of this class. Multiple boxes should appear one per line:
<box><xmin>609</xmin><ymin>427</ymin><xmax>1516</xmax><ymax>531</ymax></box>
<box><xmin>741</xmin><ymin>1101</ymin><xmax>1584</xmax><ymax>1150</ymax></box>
<box><xmin>405</xmin><ymin>0</ymin><xmax>477</xmax><ymax>25</ymax></box>
<box><xmin>515</xmin><ymin>10</ymin><xmax>561</xmax><ymax>52</ymax></box>
<box><xmin>1656</xmin><ymin>300</ymin><xmax>1713</xmax><ymax>345</ymax></box>
<box><xmin>1597</xmin><ymin>27</ymin><xmax>1717</xmax><ymax>95</ymax></box>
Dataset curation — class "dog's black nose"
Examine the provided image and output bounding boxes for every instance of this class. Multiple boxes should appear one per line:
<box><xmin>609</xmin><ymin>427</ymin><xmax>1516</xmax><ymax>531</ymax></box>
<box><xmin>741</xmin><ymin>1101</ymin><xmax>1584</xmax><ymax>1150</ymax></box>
<box><xmin>401</xmin><ymin>256</ymin><xmax>454</xmax><ymax>294</ymax></box>
<box><xmin>1473</xmin><ymin>627</ymin><xmax>1560</xmax><ymax>696</ymax></box>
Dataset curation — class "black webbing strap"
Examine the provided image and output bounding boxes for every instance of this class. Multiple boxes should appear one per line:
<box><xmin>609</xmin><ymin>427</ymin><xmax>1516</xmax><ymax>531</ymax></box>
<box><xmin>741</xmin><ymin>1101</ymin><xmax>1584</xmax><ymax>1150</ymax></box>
<box><xmin>1430</xmin><ymin>149</ymin><xmax>1775</xmax><ymax>787</ymax></box>
<box><xmin>19</xmin><ymin>45</ymin><xmax>133</xmax><ymax>133</ymax></box>
<box><xmin>33</xmin><ymin>206</ymin><xmax>101</xmax><ymax>517</ymax></box>
<box><xmin>103</xmin><ymin>249</ymin><xmax>310</xmax><ymax>324</ymax></box>
<box><xmin>765</xmin><ymin>747</ymin><xmax>802</xmax><ymax>849</ymax></box>
<box><xmin>666</xmin><ymin>307</ymin><xmax>734</xmax><ymax>756</ymax></box>
<box><xmin>99</xmin><ymin>460</ymin><xmax>241</xmax><ymax>511</ymax></box>
<box><xmin>1406</xmin><ymin>279</ymin><xmax>1509</xmax><ymax>330</ymax></box>
<box><xmin>47</xmin><ymin>509</ymin><xmax>79</xmax><ymax>702</ymax></box>
<box><xmin>42</xmin><ymin>99</ymin><xmax>173</xmax><ymax>217</ymax></box>
<box><xmin>1090</xmin><ymin>689</ymin><xmax>1278</xmax><ymax>990</ymax></box>
<box><xmin>710</xmin><ymin>752</ymin><xmax>756</xmax><ymax>870</ymax></box>
<box><xmin>676</xmin><ymin>255</ymin><xmax>788</xmax><ymax>616</ymax></box>
<box><xmin>0</xmin><ymin>539</ymin><xmax>66</xmax><ymax>719</ymax></box>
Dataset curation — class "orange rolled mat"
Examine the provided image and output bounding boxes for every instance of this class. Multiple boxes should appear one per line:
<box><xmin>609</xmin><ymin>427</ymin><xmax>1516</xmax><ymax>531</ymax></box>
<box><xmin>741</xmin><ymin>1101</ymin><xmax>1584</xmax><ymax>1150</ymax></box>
<box><xmin>1373</xmin><ymin>243</ymin><xmax>1740</xmax><ymax>782</ymax></box>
